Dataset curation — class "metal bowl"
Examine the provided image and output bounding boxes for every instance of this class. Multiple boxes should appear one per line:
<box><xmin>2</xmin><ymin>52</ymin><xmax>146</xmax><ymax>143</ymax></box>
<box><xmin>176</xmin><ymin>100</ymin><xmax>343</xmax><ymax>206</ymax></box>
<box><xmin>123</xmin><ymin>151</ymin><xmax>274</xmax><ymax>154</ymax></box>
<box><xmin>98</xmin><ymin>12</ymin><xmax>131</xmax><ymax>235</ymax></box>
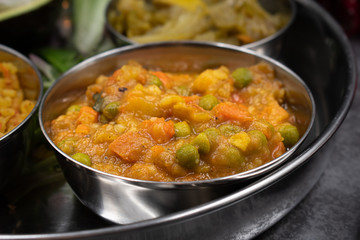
<box><xmin>105</xmin><ymin>0</ymin><xmax>297</xmax><ymax>57</ymax></box>
<box><xmin>39</xmin><ymin>41</ymin><xmax>314</xmax><ymax>224</ymax></box>
<box><xmin>0</xmin><ymin>44</ymin><xmax>43</xmax><ymax>190</ymax></box>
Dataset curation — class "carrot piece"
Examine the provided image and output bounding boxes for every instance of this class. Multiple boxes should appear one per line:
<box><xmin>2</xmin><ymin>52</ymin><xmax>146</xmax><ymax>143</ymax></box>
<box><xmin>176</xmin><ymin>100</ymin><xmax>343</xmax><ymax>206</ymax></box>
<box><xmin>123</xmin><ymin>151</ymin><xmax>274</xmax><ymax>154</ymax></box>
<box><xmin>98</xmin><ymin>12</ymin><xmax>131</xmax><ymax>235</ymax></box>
<box><xmin>150</xmin><ymin>145</ymin><xmax>165</xmax><ymax>158</ymax></box>
<box><xmin>237</xmin><ymin>34</ymin><xmax>254</xmax><ymax>44</ymax></box>
<box><xmin>0</xmin><ymin>63</ymin><xmax>10</xmax><ymax>79</ymax></box>
<box><xmin>182</xmin><ymin>95</ymin><xmax>200</xmax><ymax>104</ymax></box>
<box><xmin>212</xmin><ymin>102</ymin><xmax>253</xmax><ymax>123</ymax></box>
<box><xmin>77</xmin><ymin>106</ymin><xmax>98</xmax><ymax>124</ymax></box>
<box><xmin>150</xmin><ymin>71</ymin><xmax>172</xmax><ymax>88</ymax></box>
<box><xmin>141</xmin><ymin>118</ymin><xmax>175</xmax><ymax>144</ymax></box>
<box><xmin>109</xmin><ymin>131</ymin><xmax>152</xmax><ymax>162</ymax></box>
<box><xmin>161</xmin><ymin>120</ymin><xmax>175</xmax><ymax>142</ymax></box>
<box><xmin>75</xmin><ymin>124</ymin><xmax>90</xmax><ymax>134</ymax></box>
<box><xmin>108</xmin><ymin>68</ymin><xmax>123</xmax><ymax>84</ymax></box>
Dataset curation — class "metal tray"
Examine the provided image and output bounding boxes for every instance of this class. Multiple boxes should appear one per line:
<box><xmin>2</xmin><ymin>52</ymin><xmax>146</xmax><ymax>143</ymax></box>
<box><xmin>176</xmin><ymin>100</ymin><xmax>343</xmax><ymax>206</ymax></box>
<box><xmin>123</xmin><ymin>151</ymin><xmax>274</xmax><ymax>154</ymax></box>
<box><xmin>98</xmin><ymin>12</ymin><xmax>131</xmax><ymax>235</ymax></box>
<box><xmin>0</xmin><ymin>0</ymin><xmax>356</xmax><ymax>239</ymax></box>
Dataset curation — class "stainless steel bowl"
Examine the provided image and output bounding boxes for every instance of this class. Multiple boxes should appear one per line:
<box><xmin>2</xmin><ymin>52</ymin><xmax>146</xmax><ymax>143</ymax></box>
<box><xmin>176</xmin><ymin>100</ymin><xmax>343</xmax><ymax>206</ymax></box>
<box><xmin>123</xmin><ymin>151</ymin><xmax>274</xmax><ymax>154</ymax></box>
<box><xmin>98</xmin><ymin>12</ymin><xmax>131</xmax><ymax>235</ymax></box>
<box><xmin>0</xmin><ymin>44</ymin><xmax>43</xmax><ymax>190</ymax></box>
<box><xmin>39</xmin><ymin>42</ymin><xmax>315</xmax><ymax>224</ymax></box>
<box><xmin>105</xmin><ymin>0</ymin><xmax>297</xmax><ymax>57</ymax></box>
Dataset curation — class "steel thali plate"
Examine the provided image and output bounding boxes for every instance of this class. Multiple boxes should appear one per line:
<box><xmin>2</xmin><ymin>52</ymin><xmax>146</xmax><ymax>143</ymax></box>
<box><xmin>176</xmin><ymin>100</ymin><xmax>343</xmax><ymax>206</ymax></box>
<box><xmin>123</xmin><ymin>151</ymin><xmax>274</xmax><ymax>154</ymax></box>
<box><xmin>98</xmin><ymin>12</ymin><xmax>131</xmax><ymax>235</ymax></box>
<box><xmin>0</xmin><ymin>0</ymin><xmax>356</xmax><ymax>239</ymax></box>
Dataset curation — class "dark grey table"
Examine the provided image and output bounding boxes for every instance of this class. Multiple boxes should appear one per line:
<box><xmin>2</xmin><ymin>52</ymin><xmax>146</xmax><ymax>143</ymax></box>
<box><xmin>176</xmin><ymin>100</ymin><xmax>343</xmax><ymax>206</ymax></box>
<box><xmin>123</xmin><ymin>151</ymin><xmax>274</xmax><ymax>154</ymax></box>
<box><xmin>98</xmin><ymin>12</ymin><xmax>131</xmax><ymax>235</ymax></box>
<box><xmin>256</xmin><ymin>36</ymin><xmax>360</xmax><ymax>240</ymax></box>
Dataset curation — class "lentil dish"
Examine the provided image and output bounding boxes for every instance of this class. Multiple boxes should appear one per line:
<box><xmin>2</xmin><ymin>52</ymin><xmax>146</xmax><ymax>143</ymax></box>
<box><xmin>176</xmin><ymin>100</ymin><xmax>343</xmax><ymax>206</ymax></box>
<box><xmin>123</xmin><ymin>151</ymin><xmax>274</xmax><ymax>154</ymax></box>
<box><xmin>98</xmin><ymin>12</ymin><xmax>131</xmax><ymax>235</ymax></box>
<box><xmin>50</xmin><ymin>61</ymin><xmax>305</xmax><ymax>182</ymax></box>
<box><xmin>0</xmin><ymin>62</ymin><xmax>36</xmax><ymax>138</ymax></box>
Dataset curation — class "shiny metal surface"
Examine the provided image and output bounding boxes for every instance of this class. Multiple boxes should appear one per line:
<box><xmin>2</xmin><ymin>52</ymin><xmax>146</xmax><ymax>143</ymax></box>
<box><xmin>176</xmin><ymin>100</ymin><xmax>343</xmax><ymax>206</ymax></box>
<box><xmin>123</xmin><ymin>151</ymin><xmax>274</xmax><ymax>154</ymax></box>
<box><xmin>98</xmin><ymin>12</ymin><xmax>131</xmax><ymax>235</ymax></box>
<box><xmin>39</xmin><ymin>42</ymin><xmax>315</xmax><ymax>224</ymax></box>
<box><xmin>105</xmin><ymin>0</ymin><xmax>296</xmax><ymax>57</ymax></box>
<box><xmin>0</xmin><ymin>0</ymin><xmax>356</xmax><ymax>239</ymax></box>
<box><xmin>0</xmin><ymin>44</ymin><xmax>43</xmax><ymax>190</ymax></box>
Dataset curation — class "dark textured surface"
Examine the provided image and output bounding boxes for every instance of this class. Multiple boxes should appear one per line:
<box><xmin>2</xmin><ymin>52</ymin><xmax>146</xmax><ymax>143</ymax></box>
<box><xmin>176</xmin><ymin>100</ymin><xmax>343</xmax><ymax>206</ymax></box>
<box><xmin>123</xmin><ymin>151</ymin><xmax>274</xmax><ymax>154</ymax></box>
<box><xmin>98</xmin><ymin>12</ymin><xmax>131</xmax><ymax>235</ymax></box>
<box><xmin>256</xmin><ymin>36</ymin><xmax>360</xmax><ymax>240</ymax></box>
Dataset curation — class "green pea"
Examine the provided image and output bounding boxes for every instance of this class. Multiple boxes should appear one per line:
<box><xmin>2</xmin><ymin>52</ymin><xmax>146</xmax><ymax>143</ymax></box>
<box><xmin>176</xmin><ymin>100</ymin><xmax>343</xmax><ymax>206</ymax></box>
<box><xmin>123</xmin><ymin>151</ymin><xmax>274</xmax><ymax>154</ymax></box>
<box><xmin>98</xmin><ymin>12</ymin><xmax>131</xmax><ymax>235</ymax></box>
<box><xmin>204</xmin><ymin>127</ymin><xmax>220</xmax><ymax>147</ymax></box>
<box><xmin>176</xmin><ymin>144</ymin><xmax>200</xmax><ymax>169</ymax></box>
<box><xmin>227</xmin><ymin>146</ymin><xmax>245</xmax><ymax>167</ymax></box>
<box><xmin>218</xmin><ymin>146</ymin><xmax>245</xmax><ymax>168</ymax></box>
<box><xmin>232</xmin><ymin>67</ymin><xmax>252</xmax><ymax>89</ymax></box>
<box><xmin>99</xmin><ymin>114</ymin><xmax>109</xmax><ymax>123</ymax></box>
<box><xmin>247</xmin><ymin>130</ymin><xmax>268</xmax><ymax>152</ymax></box>
<box><xmin>278</xmin><ymin>123</ymin><xmax>300</xmax><ymax>148</ymax></box>
<box><xmin>66</xmin><ymin>105</ymin><xmax>81</xmax><ymax>113</ymax></box>
<box><xmin>174</xmin><ymin>85</ymin><xmax>190</xmax><ymax>96</ymax></box>
<box><xmin>219</xmin><ymin>124</ymin><xmax>242</xmax><ymax>137</ymax></box>
<box><xmin>252</xmin><ymin>120</ymin><xmax>275</xmax><ymax>138</ymax></box>
<box><xmin>71</xmin><ymin>153</ymin><xmax>92</xmax><ymax>166</ymax></box>
<box><xmin>199</xmin><ymin>94</ymin><xmax>219</xmax><ymax>110</ymax></box>
<box><xmin>92</xmin><ymin>92</ymin><xmax>104</xmax><ymax>112</ymax></box>
<box><xmin>148</xmin><ymin>75</ymin><xmax>162</xmax><ymax>87</ymax></box>
<box><xmin>192</xmin><ymin>132</ymin><xmax>210</xmax><ymax>154</ymax></box>
<box><xmin>57</xmin><ymin>138</ymin><xmax>76</xmax><ymax>155</ymax></box>
<box><xmin>103</xmin><ymin>102</ymin><xmax>120</xmax><ymax>120</ymax></box>
<box><xmin>174</xmin><ymin>121</ymin><xmax>191</xmax><ymax>138</ymax></box>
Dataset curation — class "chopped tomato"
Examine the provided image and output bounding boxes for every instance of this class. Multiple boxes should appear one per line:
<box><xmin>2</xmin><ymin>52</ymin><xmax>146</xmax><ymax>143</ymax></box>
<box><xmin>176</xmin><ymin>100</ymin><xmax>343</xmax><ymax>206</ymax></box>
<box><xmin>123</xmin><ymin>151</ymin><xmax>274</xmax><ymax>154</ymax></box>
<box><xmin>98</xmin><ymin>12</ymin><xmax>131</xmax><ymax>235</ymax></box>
<box><xmin>75</xmin><ymin>124</ymin><xmax>90</xmax><ymax>134</ymax></box>
<box><xmin>150</xmin><ymin>71</ymin><xmax>172</xmax><ymax>88</ymax></box>
<box><xmin>109</xmin><ymin>131</ymin><xmax>152</xmax><ymax>162</ymax></box>
<box><xmin>77</xmin><ymin>106</ymin><xmax>98</xmax><ymax>124</ymax></box>
<box><xmin>212</xmin><ymin>102</ymin><xmax>253</xmax><ymax>124</ymax></box>
<box><xmin>141</xmin><ymin>118</ymin><xmax>175</xmax><ymax>144</ymax></box>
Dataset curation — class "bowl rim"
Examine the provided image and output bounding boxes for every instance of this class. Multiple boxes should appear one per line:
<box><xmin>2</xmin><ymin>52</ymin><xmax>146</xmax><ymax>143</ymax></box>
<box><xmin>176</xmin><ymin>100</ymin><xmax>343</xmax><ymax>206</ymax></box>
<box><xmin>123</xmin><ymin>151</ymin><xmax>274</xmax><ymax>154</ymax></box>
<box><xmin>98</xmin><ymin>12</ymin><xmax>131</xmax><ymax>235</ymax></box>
<box><xmin>39</xmin><ymin>41</ymin><xmax>315</xmax><ymax>187</ymax></box>
<box><xmin>104</xmin><ymin>0</ymin><xmax>297</xmax><ymax>49</ymax></box>
<box><xmin>0</xmin><ymin>44</ymin><xmax>43</xmax><ymax>142</ymax></box>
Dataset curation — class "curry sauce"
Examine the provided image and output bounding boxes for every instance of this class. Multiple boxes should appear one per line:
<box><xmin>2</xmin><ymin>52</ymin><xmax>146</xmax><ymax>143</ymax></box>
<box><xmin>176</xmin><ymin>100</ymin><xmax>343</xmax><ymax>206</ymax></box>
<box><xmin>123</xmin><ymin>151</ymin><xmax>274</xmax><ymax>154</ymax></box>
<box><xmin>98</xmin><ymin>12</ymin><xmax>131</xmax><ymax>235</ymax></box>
<box><xmin>50</xmin><ymin>61</ymin><xmax>302</xmax><ymax>181</ymax></box>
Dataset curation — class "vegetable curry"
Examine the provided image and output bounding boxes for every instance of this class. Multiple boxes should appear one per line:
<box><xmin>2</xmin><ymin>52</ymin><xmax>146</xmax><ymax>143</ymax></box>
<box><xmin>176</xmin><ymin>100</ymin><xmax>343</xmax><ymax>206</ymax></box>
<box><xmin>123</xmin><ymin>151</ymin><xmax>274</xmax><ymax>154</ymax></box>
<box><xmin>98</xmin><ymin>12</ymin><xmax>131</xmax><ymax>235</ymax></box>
<box><xmin>108</xmin><ymin>0</ymin><xmax>291</xmax><ymax>45</ymax></box>
<box><xmin>50</xmin><ymin>61</ymin><xmax>304</xmax><ymax>182</ymax></box>
<box><xmin>0</xmin><ymin>62</ymin><xmax>36</xmax><ymax>138</ymax></box>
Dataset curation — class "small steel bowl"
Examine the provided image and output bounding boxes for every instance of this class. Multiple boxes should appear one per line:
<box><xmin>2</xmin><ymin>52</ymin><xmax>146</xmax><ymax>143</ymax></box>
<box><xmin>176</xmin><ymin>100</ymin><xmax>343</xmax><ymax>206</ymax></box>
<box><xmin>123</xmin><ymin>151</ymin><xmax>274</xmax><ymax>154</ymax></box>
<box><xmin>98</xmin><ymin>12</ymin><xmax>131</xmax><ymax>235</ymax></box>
<box><xmin>105</xmin><ymin>0</ymin><xmax>297</xmax><ymax>57</ymax></box>
<box><xmin>0</xmin><ymin>44</ymin><xmax>43</xmax><ymax>190</ymax></box>
<box><xmin>39</xmin><ymin>42</ymin><xmax>315</xmax><ymax>224</ymax></box>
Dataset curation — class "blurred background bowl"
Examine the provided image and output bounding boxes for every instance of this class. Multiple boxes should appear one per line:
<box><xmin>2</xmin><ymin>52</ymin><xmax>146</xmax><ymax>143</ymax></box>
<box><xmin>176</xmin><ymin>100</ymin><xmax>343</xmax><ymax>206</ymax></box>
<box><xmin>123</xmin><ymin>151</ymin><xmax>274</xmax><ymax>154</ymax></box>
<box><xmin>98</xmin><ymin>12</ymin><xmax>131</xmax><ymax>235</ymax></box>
<box><xmin>105</xmin><ymin>0</ymin><xmax>296</xmax><ymax>57</ymax></box>
<box><xmin>0</xmin><ymin>44</ymin><xmax>43</xmax><ymax>190</ymax></box>
<box><xmin>39</xmin><ymin>41</ymin><xmax>314</xmax><ymax>224</ymax></box>
<box><xmin>0</xmin><ymin>0</ymin><xmax>62</xmax><ymax>54</ymax></box>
